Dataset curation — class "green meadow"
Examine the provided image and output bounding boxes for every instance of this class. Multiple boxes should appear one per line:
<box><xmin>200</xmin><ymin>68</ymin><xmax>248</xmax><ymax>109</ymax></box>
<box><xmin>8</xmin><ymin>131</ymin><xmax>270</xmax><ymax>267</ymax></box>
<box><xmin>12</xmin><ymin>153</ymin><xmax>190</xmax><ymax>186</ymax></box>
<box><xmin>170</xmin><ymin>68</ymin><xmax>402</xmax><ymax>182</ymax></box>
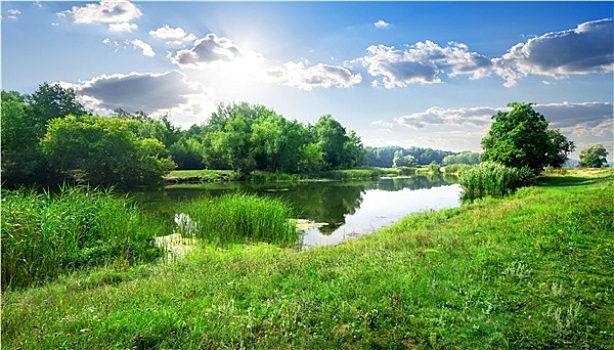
<box><xmin>2</xmin><ymin>169</ymin><xmax>613</xmax><ymax>349</ymax></box>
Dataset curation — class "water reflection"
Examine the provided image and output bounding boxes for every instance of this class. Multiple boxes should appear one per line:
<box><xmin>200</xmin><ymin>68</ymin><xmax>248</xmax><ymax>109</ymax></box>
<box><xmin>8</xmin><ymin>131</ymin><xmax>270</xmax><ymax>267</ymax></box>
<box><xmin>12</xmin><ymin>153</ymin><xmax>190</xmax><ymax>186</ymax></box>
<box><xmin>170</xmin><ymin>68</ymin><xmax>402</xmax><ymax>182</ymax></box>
<box><xmin>130</xmin><ymin>175</ymin><xmax>462</xmax><ymax>248</ymax></box>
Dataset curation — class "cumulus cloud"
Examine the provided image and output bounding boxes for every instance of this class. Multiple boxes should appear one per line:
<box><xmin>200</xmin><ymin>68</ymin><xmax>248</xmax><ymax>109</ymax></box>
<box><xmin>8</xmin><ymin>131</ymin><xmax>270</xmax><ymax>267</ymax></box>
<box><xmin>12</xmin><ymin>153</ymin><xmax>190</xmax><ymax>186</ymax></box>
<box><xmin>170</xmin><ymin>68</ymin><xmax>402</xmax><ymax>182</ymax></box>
<box><xmin>171</xmin><ymin>33</ymin><xmax>263</xmax><ymax>68</ymax></box>
<box><xmin>61</xmin><ymin>0</ymin><xmax>142</xmax><ymax>31</ymax></box>
<box><xmin>130</xmin><ymin>39</ymin><xmax>155</xmax><ymax>57</ymax></box>
<box><xmin>266</xmin><ymin>61</ymin><xmax>362</xmax><ymax>91</ymax></box>
<box><xmin>358</xmin><ymin>41</ymin><xmax>492</xmax><ymax>88</ymax></box>
<box><xmin>395</xmin><ymin>106</ymin><xmax>502</xmax><ymax>129</ymax></box>
<box><xmin>7</xmin><ymin>8</ymin><xmax>21</xmax><ymax>20</ymax></box>
<box><xmin>109</xmin><ymin>22</ymin><xmax>137</xmax><ymax>33</ymax></box>
<box><xmin>150</xmin><ymin>25</ymin><xmax>185</xmax><ymax>39</ymax></box>
<box><xmin>67</xmin><ymin>71</ymin><xmax>211</xmax><ymax>118</ymax></box>
<box><xmin>394</xmin><ymin>102</ymin><xmax>613</xmax><ymax>141</ymax></box>
<box><xmin>494</xmin><ymin>18</ymin><xmax>614</xmax><ymax>87</ymax></box>
<box><xmin>150</xmin><ymin>25</ymin><xmax>197</xmax><ymax>46</ymax></box>
<box><xmin>533</xmin><ymin>101</ymin><xmax>614</xmax><ymax>137</ymax></box>
<box><xmin>374</xmin><ymin>20</ymin><xmax>390</xmax><ymax>28</ymax></box>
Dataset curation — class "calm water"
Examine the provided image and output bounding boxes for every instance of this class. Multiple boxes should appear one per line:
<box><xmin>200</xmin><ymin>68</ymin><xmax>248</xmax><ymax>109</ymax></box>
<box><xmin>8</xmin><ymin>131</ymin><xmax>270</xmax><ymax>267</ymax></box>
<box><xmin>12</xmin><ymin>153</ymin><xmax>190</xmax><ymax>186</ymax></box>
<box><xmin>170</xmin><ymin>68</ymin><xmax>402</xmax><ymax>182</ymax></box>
<box><xmin>131</xmin><ymin>175</ymin><xmax>463</xmax><ymax>248</ymax></box>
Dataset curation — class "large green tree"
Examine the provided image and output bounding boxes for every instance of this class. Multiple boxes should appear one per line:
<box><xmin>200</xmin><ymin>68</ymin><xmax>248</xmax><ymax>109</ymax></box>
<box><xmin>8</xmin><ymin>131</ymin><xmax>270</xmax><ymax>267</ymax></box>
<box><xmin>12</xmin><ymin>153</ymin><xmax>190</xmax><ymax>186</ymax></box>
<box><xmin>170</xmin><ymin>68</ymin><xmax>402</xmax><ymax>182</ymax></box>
<box><xmin>41</xmin><ymin>115</ymin><xmax>175</xmax><ymax>188</ymax></box>
<box><xmin>1</xmin><ymin>91</ymin><xmax>40</xmax><ymax>186</ymax></box>
<box><xmin>312</xmin><ymin>115</ymin><xmax>364</xmax><ymax>170</ymax></box>
<box><xmin>27</xmin><ymin>82</ymin><xmax>87</xmax><ymax>138</ymax></box>
<box><xmin>480</xmin><ymin>102</ymin><xmax>574</xmax><ymax>172</ymax></box>
<box><xmin>2</xmin><ymin>84</ymin><xmax>87</xmax><ymax>187</ymax></box>
<box><xmin>579</xmin><ymin>144</ymin><xmax>609</xmax><ymax>168</ymax></box>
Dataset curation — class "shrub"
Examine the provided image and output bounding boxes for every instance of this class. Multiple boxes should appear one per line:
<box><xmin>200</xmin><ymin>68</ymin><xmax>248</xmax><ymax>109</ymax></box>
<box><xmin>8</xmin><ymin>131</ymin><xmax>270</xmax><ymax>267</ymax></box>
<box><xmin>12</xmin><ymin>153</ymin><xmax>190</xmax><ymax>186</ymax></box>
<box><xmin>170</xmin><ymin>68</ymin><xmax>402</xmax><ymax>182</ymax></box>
<box><xmin>514</xmin><ymin>166</ymin><xmax>537</xmax><ymax>188</ymax></box>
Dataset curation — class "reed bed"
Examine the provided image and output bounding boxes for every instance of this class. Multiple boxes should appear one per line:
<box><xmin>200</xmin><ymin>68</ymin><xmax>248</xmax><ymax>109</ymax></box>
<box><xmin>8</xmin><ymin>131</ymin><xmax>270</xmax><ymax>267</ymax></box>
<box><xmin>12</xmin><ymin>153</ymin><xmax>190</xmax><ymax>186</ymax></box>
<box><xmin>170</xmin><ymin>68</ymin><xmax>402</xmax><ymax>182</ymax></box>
<box><xmin>1</xmin><ymin>186</ymin><xmax>165</xmax><ymax>290</ymax></box>
<box><xmin>460</xmin><ymin>161</ymin><xmax>530</xmax><ymax>197</ymax></box>
<box><xmin>177</xmin><ymin>193</ymin><xmax>299</xmax><ymax>247</ymax></box>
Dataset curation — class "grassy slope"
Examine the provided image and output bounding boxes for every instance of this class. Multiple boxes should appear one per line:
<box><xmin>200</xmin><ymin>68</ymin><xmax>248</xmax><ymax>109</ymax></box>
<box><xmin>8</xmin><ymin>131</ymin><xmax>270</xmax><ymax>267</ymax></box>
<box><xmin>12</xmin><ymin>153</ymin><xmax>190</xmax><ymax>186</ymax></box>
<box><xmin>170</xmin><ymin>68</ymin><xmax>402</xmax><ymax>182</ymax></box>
<box><xmin>3</xmin><ymin>169</ymin><xmax>613</xmax><ymax>349</ymax></box>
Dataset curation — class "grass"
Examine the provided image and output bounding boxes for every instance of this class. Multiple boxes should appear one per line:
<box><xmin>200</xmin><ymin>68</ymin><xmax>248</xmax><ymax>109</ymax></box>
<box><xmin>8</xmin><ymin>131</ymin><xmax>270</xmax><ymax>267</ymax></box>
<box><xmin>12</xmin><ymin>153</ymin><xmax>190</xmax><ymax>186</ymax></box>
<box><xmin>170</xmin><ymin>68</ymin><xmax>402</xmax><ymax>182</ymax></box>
<box><xmin>459</xmin><ymin>162</ymin><xmax>533</xmax><ymax>197</ymax></box>
<box><xmin>1</xmin><ymin>186</ymin><xmax>167</xmax><ymax>290</ymax></box>
<box><xmin>2</xmin><ymin>169</ymin><xmax>613</xmax><ymax>349</ymax></box>
<box><xmin>178</xmin><ymin>193</ymin><xmax>299</xmax><ymax>248</ymax></box>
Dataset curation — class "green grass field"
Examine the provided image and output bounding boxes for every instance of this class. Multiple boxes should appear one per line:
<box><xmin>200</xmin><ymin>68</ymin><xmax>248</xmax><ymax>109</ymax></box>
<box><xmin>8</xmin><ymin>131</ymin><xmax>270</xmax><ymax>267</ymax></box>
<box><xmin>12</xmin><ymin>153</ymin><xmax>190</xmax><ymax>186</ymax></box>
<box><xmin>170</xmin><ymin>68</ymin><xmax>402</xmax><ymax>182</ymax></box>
<box><xmin>2</xmin><ymin>169</ymin><xmax>613</xmax><ymax>349</ymax></box>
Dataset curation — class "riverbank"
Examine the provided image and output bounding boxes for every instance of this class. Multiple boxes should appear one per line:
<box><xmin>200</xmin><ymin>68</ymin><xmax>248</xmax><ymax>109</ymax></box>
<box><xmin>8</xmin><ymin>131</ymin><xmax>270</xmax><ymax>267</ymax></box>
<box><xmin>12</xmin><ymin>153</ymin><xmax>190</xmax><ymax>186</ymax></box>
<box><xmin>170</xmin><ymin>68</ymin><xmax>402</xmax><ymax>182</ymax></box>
<box><xmin>3</xmin><ymin>169</ymin><xmax>613</xmax><ymax>349</ymax></box>
<box><xmin>164</xmin><ymin>168</ymin><xmax>397</xmax><ymax>184</ymax></box>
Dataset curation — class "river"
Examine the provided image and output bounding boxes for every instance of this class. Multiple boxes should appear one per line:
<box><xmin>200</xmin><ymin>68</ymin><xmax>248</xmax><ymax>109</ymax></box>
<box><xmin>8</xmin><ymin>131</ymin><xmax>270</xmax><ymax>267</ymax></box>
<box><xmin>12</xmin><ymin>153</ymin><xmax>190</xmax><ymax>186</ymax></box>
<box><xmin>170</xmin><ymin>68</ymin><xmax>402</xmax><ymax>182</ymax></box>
<box><xmin>131</xmin><ymin>175</ymin><xmax>463</xmax><ymax>248</ymax></box>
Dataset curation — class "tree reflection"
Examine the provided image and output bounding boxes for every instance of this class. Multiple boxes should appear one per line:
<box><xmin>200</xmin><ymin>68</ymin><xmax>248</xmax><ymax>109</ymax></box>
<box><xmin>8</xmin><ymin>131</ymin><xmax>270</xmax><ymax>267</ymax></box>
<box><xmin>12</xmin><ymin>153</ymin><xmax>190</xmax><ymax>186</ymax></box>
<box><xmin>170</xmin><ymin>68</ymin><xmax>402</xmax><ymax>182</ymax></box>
<box><xmin>131</xmin><ymin>175</ymin><xmax>458</xmax><ymax>237</ymax></box>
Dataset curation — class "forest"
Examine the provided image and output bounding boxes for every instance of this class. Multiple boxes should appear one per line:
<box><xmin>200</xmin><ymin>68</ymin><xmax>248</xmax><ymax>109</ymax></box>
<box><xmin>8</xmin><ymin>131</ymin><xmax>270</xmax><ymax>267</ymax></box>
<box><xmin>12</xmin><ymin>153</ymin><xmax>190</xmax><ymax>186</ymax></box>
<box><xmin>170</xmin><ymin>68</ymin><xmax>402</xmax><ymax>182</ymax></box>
<box><xmin>2</xmin><ymin>83</ymin><xmax>479</xmax><ymax>189</ymax></box>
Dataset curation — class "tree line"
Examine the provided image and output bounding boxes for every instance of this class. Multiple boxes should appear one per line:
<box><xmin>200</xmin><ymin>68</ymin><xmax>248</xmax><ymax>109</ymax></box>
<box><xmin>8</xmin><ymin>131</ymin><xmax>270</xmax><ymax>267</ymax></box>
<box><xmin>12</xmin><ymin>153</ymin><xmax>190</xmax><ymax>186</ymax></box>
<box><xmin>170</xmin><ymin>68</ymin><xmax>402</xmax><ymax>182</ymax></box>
<box><xmin>360</xmin><ymin>146</ymin><xmax>480</xmax><ymax>168</ymax></box>
<box><xmin>1</xmin><ymin>83</ymin><xmax>365</xmax><ymax>189</ymax></box>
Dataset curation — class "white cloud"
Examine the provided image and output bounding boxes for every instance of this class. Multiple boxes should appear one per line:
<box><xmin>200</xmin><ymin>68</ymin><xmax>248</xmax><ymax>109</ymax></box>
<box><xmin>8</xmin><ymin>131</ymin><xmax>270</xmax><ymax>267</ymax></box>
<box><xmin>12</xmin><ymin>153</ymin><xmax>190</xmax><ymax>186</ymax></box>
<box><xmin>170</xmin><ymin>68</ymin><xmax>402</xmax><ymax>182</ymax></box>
<box><xmin>130</xmin><ymin>39</ymin><xmax>155</xmax><ymax>57</ymax></box>
<box><xmin>7</xmin><ymin>8</ymin><xmax>21</xmax><ymax>20</ymax></box>
<box><xmin>395</xmin><ymin>106</ymin><xmax>502</xmax><ymax>129</ymax></box>
<box><xmin>150</xmin><ymin>25</ymin><xmax>187</xmax><ymax>39</ymax></box>
<box><xmin>62</xmin><ymin>0</ymin><xmax>142</xmax><ymax>32</ymax></box>
<box><xmin>533</xmin><ymin>101</ymin><xmax>614</xmax><ymax>137</ymax></box>
<box><xmin>394</xmin><ymin>102</ymin><xmax>614</xmax><ymax>134</ymax></box>
<box><xmin>150</xmin><ymin>25</ymin><xmax>197</xmax><ymax>47</ymax></box>
<box><xmin>493</xmin><ymin>18</ymin><xmax>614</xmax><ymax>87</ymax></box>
<box><xmin>371</xmin><ymin>120</ymin><xmax>393</xmax><ymax>130</ymax></box>
<box><xmin>66</xmin><ymin>71</ymin><xmax>215</xmax><ymax>127</ymax></box>
<box><xmin>374</xmin><ymin>20</ymin><xmax>390</xmax><ymax>28</ymax></box>
<box><xmin>109</xmin><ymin>22</ymin><xmax>138</xmax><ymax>32</ymax></box>
<box><xmin>171</xmin><ymin>33</ymin><xmax>263</xmax><ymax>68</ymax></box>
<box><xmin>266</xmin><ymin>61</ymin><xmax>362</xmax><ymax>91</ymax></box>
<box><xmin>358</xmin><ymin>41</ymin><xmax>492</xmax><ymax>88</ymax></box>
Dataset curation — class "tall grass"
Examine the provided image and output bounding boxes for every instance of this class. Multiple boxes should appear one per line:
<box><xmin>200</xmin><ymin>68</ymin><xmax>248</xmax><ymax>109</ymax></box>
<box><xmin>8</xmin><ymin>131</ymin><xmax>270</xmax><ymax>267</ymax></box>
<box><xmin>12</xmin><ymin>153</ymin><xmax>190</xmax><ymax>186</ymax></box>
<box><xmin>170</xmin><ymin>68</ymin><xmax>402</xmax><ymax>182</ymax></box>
<box><xmin>178</xmin><ymin>193</ymin><xmax>299</xmax><ymax>247</ymax></box>
<box><xmin>1</xmin><ymin>186</ymin><xmax>166</xmax><ymax>290</ymax></box>
<box><xmin>460</xmin><ymin>161</ymin><xmax>532</xmax><ymax>197</ymax></box>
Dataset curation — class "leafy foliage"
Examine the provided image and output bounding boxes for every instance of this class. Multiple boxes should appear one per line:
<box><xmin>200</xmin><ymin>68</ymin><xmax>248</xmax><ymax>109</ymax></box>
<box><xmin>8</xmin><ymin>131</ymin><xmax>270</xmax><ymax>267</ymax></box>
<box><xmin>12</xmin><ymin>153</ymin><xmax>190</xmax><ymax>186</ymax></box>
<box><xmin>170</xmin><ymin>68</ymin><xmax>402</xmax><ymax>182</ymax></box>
<box><xmin>579</xmin><ymin>144</ymin><xmax>609</xmax><ymax>168</ymax></box>
<box><xmin>361</xmin><ymin>145</ymin><xmax>456</xmax><ymax>167</ymax></box>
<box><xmin>481</xmin><ymin>102</ymin><xmax>575</xmax><ymax>173</ymax></box>
<box><xmin>442</xmin><ymin>151</ymin><xmax>480</xmax><ymax>166</ymax></box>
<box><xmin>41</xmin><ymin>115</ymin><xmax>175</xmax><ymax>188</ymax></box>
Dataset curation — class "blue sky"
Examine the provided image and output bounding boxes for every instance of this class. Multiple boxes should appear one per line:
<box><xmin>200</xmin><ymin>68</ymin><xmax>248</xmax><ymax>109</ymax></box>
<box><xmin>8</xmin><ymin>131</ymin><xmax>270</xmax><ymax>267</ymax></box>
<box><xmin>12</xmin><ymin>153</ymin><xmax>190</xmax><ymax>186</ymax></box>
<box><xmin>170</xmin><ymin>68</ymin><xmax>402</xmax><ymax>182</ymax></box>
<box><xmin>2</xmin><ymin>1</ymin><xmax>613</xmax><ymax>161</ymax></box>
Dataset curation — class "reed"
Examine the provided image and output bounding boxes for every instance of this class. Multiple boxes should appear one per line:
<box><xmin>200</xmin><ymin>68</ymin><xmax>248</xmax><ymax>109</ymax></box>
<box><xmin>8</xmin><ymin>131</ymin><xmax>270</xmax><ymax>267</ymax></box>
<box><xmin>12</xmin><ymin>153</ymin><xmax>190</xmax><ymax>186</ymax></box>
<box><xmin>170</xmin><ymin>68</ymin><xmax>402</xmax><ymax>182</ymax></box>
<box><xmin>177</xmin><ymin>193</ymin><xmax>299</xmax><ymax>247</ymax></box>
<box><xmin>459</xmin><ymin>161</ymin><xmax>519</xmax><ymax>196</ymax></box>
<box><xmin>1</xmin><ymin>186</ymin><xmax>166</xmax><ymax>290</ymax></box>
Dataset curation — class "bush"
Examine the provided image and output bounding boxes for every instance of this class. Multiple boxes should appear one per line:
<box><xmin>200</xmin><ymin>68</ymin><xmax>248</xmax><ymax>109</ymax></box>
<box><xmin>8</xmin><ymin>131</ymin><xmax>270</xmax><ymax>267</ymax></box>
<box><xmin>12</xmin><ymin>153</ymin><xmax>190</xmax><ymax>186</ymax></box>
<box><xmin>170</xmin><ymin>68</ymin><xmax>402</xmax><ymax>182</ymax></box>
<box><xmin>443</xmin><ymin>163</ymin><xmax>471</xmax><ymax>175</ymax></box>
<box><xmin>178</xmin><ymin>193</ymin><xmax>299</xmax><ymax>247</ymax></box>
<box><xmin>1</xmin><ymin>186</ymin><xmax>166</xmax><ymax>290</ymax></box>
<box><xmin>514</xmin><ymin>166</ymin><xmax>537</xmax><ymax>188</ymax></box>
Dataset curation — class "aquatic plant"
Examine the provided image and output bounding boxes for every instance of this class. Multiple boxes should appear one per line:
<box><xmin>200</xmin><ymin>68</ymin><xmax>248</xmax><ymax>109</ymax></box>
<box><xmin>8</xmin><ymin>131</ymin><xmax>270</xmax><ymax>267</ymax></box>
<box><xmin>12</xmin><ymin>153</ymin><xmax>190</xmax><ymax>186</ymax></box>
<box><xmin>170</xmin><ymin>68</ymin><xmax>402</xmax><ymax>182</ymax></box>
<box><xmin>459</xmin><ymin>161</ymin><xmax>519</xmax><ymax>196</ymax></box>
<box><xmin>178</xmin><ymin>193</ymin><xmax>299</xmax><ymax>247</ymax></box>
<box><xmin>1</xmin><ymin>186</ymin><xmax>166</xmax><ymax>290</ymax></box>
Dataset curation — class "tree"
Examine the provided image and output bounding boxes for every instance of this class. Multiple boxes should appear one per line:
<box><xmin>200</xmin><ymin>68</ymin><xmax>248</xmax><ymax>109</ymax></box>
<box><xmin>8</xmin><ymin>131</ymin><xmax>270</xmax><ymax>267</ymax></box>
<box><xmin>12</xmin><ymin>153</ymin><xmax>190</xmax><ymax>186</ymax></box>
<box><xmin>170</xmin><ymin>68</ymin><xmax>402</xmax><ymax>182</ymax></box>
<box><xmin>341</xmin><ymin>130</ymin><xmax>365</xmax><ymax>168</ymax></box>
<box><xmin>1</xmin><ymin>91</ymin><xmax>42</xmax><ymax>186</ymax></box>
<box><xmin>27</xmin><ymin>82</ymin><xmax>87</xmax><ymax>138</ymax></box>
<box><xmin>297</xmin><ymin>143</ymin><xmax>325</xmax><ymax>174</ymax></box>
<box><xmin>2</xmin><ymin>84</ymin><xmax>87</xmax><ymax>187</ymax></box>
<box><xmin>169</xmin><ymin>138</ymin><xmax>206</xmax><ymax>170</ymax></box>
<box><xmin>579</xmin><ymin>144</ymin><xmax>609</xmax><ymax>168</ymax></box>
<box><xmin>442</xmin><ymin>152</ymin><xmax>480</xmax><ymax>166</ymax></box>
<box><xmin>313</xmin><ymin>115</ymin><xmax>347</xmax><ymax>169</ymax></box>
<box><xmin>392</xmin><ymin>150</ymin><xmax>417</xmax><ymax>168</ymax></box>
<box><xmin>41</xmin><ymin>115</ymin><xmax>175</xmax><ymax>188</ymax></box>
<box><xmin>480</xmin><ymin>102</ymin><xmax>574</xmax><ymax>173</ymax></box>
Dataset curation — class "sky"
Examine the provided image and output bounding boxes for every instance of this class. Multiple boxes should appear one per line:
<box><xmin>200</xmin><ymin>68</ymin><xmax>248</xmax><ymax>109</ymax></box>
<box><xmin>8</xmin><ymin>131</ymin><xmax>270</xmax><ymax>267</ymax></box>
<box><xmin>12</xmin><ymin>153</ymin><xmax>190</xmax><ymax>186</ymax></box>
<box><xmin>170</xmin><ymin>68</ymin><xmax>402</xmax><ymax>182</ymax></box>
<box><xmin>2</xmin><ymin>1</ymin><xmax>613</xmax><ymax>161</ymax></box>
